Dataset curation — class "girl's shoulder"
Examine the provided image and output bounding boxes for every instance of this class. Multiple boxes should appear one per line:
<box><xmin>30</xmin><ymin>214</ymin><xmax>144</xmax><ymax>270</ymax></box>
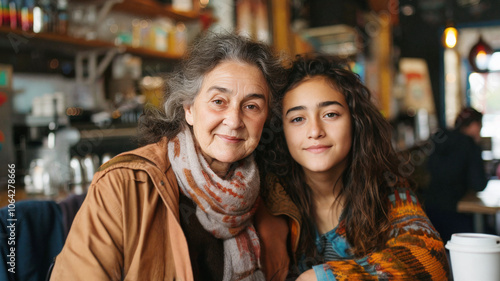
<box><xmin>384</xmin><ymin>176</ymin><xmax>420</xmax><ymax>206</ymax></box>
<box><xmin>387</xmin><ymin>187</ymin><xmax>420</xmax><ymax>207</ymax></box>
<box><xmin>385</xmin><ymin>186</ymin><xmax>428</xmax><ymax>224</ymax></box>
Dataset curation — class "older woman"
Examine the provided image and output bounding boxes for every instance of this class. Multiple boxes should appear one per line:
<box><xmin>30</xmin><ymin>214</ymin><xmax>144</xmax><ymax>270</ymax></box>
<box><xmin>50</xmin><ymin>33</ymin><xmax>286</xmax><ymax>281</ymax></box>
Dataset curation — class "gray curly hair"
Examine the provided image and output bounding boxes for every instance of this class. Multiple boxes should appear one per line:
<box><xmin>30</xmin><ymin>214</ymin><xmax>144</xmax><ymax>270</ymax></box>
<box><xmin>138</xmin><ymin>32</ymin><xmax>286</xmax><ymax>145</ymax></box>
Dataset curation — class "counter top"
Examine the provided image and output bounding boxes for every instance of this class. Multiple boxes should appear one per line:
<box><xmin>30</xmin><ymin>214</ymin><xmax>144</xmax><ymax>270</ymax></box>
<box><xmin>0</xmin><ymin>186</ymin><xmax>70</xmax><ymax>208</ymax></box>
<box><xmin>457</xmin><ymin>179</ymin><xmax>500</xmax><ymax>215</ymax></box>
<box><xmin>1</xmin><ymin>187</ymin><xmax>26</xmax><ymax>208</ymax></box>
<box><xmin>457</xmin><ymin>179</ymin><xmax>500</xmax><ymax>233</ymax></box>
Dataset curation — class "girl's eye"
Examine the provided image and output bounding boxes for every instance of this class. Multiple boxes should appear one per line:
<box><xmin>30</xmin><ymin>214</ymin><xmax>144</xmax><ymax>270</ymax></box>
<box><xmin>291</xmin><ymin>117</ymin><xmax>304</xmax><ymax>123</ymax></box>
<box><xmin>325</xmin><ymin>113</ymin><xmax>337</xmax><ymax>118</ymax></box>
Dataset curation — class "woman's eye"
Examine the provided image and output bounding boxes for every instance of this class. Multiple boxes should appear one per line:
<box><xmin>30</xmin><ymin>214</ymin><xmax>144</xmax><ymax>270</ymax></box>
<box><xmin>291</xmin><ymin>117</ymin><xmax>303</xmax><ymax>123</ymax></box>
<box><xmin>212</xmin><ymin>99</ymin><xmax>223</xmax><ymax>105</ymax></box>
<box><xmin>325</xmin><ymin>113</ymin><xmax>337</xmax><ymax>118</ymax></box>
<box><xmin>246</xmin><ymin>104</ymin><xmax>257</xmax><ymax>110</ymax></box>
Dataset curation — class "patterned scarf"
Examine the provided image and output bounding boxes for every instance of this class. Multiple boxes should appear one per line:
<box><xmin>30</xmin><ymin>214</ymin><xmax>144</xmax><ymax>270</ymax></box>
<box><xmin>167</xmin><ymin>128</ymin><xmax>264</xmax><ymax>281</ymax></box>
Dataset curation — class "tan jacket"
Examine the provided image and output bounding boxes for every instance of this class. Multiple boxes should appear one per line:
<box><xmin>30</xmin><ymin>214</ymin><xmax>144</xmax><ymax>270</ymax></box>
<box><xmin>50</xmin><ymin>138</ymin><xmax>193</xmax><ymax>280</ymax></box>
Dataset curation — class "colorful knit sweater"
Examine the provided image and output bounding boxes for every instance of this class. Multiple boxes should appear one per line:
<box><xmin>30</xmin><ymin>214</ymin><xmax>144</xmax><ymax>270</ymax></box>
<box><xmin>261</xmin><ymin>175</ymin><xmax>450</xmax><ymax>281</ymax></box>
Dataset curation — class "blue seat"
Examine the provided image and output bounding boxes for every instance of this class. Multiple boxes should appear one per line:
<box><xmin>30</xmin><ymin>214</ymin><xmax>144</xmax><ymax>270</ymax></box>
<box><xmin>0</xmin><ymin>200</ymin><xmax>64</xmax><ymax>281</ymax></box>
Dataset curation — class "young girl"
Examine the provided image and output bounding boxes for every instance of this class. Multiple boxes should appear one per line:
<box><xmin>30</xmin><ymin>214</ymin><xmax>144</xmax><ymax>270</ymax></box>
<box><xmin>260</xmin><ymin>54</ymin><xmax>449</xmax><ymax>280</ymax></box>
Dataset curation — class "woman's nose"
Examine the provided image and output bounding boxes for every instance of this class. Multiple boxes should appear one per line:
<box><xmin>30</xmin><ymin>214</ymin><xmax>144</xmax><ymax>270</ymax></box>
<box><xmin>222</xmin><ymin>106</ymin><xmax>244</xmax><ymax>129</ymax></box>
<box><xmin>307</xmin><ymin>118</ymin><xmax>325</xmax><ymax>139</ymax></box>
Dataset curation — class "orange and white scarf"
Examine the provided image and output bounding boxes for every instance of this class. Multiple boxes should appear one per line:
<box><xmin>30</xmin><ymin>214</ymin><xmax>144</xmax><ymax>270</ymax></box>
<box><xmin>167</xmin><ymin>128</ymin><xmax>264</xmax><ymax>281</ymax></box>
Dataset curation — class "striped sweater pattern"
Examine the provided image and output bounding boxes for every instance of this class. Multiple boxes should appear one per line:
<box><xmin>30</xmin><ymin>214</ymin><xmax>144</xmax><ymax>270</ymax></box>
<box><xmin>311</xmin><ymin>188</ymin><xmax>450</xmax><ymax>280</ymax></box>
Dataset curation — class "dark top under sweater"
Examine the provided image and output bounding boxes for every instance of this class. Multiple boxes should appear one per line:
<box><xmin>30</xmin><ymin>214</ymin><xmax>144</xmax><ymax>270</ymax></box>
<box><xmin>179</xmin><ymin>192</ymin><xmax>224</xmax><ymax>281</ymax></box>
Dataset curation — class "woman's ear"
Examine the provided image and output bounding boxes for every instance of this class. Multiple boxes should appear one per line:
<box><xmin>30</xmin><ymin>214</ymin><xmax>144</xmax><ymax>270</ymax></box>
<box><xmin>183</xmin><ymin>104</ymin><xmax>194</xmax><ymax>126</ymax></box>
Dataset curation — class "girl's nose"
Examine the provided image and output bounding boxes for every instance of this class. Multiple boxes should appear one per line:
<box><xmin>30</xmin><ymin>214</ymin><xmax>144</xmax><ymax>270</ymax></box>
<box><xmin>307</xmin><ymin>117</ymin><xmax>325</xmax><ymax>139</ymax></box>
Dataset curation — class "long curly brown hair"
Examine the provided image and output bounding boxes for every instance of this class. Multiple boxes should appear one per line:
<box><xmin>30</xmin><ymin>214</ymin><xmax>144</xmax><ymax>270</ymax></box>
<box><xmin>263</xmin><ymin>54</ymin><xmax>411</xmax><ymax>260</ymax></box>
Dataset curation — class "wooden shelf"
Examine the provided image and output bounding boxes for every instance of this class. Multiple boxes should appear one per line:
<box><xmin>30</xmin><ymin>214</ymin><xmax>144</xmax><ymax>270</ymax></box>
<box><xmin>124</xmin><ymin>45</ymin><xmax>184</xmax><ymax>60</ymax></box>
<box><xmin>112</xmin><ymin>0</ymin><xmax>201</xmax><ymax>22</ymax></box>
<box><xmin>69</xmin><ymin>0</ymin><xmax>201</xmax><ymax>22</ymax></box>
<box><xmin>0</xmin><ymin>0</ymin><xmax>205</xmax><ymax>59</ymax></box>
<box><xmin>0</xmin><ymin>26</ymin><xmax>183</xmax><ymax>60</ymax></box>
<box><xmin>78</xmin><ymin>127</ymin><xmax>138</xmax><ymax>140</ymax></box>
<box><xmin>0</xmin><ymin>26</ymin><xmax>112</xmax><ymax>49</ymax></box>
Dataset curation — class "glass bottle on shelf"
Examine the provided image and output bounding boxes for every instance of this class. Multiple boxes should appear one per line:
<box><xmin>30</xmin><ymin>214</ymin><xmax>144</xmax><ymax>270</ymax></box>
<box><xmin>169</xmin><ymin>22</ymin><xmax>186</xmax><ymax>55</ymax></box>
<box><xmin>55</xmin><ymin>0</ymin><xmax>67</xmax><ymax>34</ymax></box>
<box><xmin>0</xmin><ymin>0</ymin><xmax>3</xmax><ymax>26</ymax></box>
<box><xmin>68</xmin><ymin>4</ymin><xmax>84</xmax><ymax>38</ymax></box>
<box><xmin>8</xmin><ymin>0</ymin><xmax>17</xmax><ymax>29</ymax></box>
<box><xmin>152</xmin><ymin>18</ymin><xmax>172</xmax><ymax>52</ymax></box>
<box><xmin>82</xmin><ymin>4</ymin><xmax>96</xmax><ymax>40</ymax></box>
<box><xmin>33</xmin><ymin>0</ymin><xmax>43</xmax><ymax>32</ymax></box>
<box><xmin>115</xmin><ymin>21</ymin><xmax>132</xmax><ymax>46</ymax></box>
<box><xmin>21</xmin><ymin>0</ymin><xmax>34</xmax><ymax>31</ymax></box>
<box><xmin>39</xmin><ymin>0</ymin><xmax>55</xmax><ymax>33</ymax></box>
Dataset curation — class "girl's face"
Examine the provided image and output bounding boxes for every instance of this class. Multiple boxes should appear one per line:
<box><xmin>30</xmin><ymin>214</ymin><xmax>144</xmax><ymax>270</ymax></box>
<box><xmin>282</xmin><ymin>76</ymin><xmax>352</xmax><ymax>176</ymax></box>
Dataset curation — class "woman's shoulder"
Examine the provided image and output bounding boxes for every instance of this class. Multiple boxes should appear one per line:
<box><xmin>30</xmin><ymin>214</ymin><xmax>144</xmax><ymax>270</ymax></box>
<box><xmin>95</xmin><ymin>139</ymin><xmax>170</xmax><ymax>180</ymax></box>
<box><xmin>90</xmin><ymin>146</ymin><xmax>175</xmax><ymax>197</ymax></box>
<box><xmin>86</xmin><ymin>153</ymin><xmax>178</xmax><ymax>213</ymax></box>
<box><xmin>93</xmin><ymin>154</ymin><xmax>156</xmax><ymax>184</ymax></box>
<box><xmin>260</xmin><ymin>173</ymin><xmax>301</xmax><ymax>224</ymax></box>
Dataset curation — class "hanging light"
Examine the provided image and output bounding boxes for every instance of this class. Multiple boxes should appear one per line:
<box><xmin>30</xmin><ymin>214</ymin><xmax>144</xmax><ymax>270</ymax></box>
<box><xmin>468</xmin><ymin>35</ymin><xmax>493</xmax><ymax>73</ymax></box>
<box><xmin>442</xmin><ymin>0</ymin><xmax>458</xmax><ymax>49</ymax></box>
<box><xmin>443</xmin><ymin>26</ymin><xmax>458</xmax><ymax>48</ymax></box>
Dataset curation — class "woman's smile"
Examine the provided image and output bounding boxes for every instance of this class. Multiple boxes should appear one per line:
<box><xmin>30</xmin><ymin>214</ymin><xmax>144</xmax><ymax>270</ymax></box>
<box><xmin>216</xmin><ymin>134</ymin><xmax>245</xmax><ymax>143</ymax></box>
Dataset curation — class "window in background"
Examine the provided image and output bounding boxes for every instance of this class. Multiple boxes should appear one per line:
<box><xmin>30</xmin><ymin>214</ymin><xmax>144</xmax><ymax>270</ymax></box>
<box><xmin>469</xmin><ymin>70</ymin><xmax>500</xmax><ymax>159</ymax></box>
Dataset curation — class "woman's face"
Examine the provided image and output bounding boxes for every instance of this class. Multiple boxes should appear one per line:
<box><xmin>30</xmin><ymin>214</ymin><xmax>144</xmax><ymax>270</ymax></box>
<box><xmin>282</xmin><ymin>76</ymin><xmax>352</xmax><ymax>176</ymax></box>
<box><xmin>184</xmin><ymin>60</ymin><xmax>269</xmax><ymax>168</ymax></box>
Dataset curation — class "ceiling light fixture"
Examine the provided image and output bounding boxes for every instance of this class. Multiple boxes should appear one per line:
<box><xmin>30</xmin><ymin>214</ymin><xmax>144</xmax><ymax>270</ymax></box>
<box><xmin>468</xmin><ymin>35</ymin><xmax>493</xmax><ymax>73</ymax></box>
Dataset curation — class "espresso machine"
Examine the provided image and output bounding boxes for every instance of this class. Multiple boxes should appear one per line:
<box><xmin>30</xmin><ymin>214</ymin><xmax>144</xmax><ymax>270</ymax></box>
<box><xmin>16</xmin><ymin>93</ymin><xmax>80</xmax><ymax>197</ymax></box>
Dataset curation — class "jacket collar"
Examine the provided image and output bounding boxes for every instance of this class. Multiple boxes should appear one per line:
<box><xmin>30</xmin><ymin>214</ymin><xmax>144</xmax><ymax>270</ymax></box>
<box><xmin>123</xmin><ymin>137</ymin><xmax>172</xmax><ymax>173</ymax></box>
<box><xmin>100</xmin><ymin>137</ymin><xmax>179</xmax><ymax>219</ymax></box>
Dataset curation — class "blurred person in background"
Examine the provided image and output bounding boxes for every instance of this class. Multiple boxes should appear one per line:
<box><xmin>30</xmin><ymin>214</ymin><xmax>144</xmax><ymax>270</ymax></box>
<box><xmin>423</xmin><ymin>107</ymin><xmax>488</xmax><ymax>243</ymax></box>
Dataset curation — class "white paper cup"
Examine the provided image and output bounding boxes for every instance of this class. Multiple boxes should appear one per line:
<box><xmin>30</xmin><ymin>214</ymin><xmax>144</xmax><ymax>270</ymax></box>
<box><xmin>445</xmin><ymin>233</ymin><xmax>500</xmax><ymax>281</ymax></box>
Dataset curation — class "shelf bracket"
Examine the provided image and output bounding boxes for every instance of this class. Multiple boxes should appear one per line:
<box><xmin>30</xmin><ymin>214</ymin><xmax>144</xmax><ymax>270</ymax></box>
<box><xmin>75</xmin><ymin>48</ymin><xmax>122</xmax><ymax>85</ymax></box>
<box><xmin>96</xmin><ymin>0</ymin><xmax>124</xmax><ymax>25</ymax></box>
<box><xmin>74</xmin><ymin>47</ymin><xmax>123</xmax><ymax>109</ymax></box>
<box><xmin>72</xmin><ymin>0</ymin><xmax>123</xmax><ymax>41</ymax></box>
